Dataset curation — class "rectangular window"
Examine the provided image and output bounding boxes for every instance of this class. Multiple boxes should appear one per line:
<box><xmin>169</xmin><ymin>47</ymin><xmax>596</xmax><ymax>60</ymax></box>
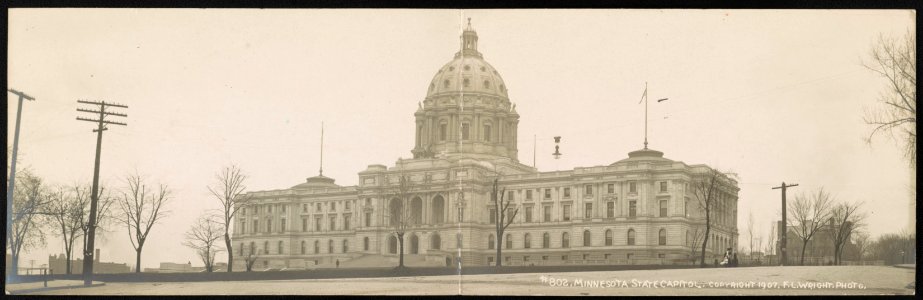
<box><xmin>345</xmin><ymin>201</ymin><xmax>351</xmax><ymax>211</ymax></box>
<box><xmin>507</xmin><ymin>210</ymin><xmax>515</xmax><ymax>224</ymax></box>
<box><xmin>240</xmin><ymin>220</ymin><xmax>246</xmax><ymax>234</ymax></box>
<box><xmin>563</xmin><ymin>205</ymin><xmax>571</xmax><ymax>221</ymax></box>
<box><xmin>462</xmin><ymin>123</ymin><xmax>470</xmax><ymax>140</ymax></box>
<box><xmin>282</xmin><ymin>205</ymin><xmax>286</xmax><ymax>213</ymax></box>
<box><xmin>268</xmin><ymin>205</ymin><xmax>273</xmax><ymax>213</ymax></box>
<box><xmin>607</xmin><ymin>183</ymin><xmax>614</xmax><ymax>194</ymax></box>
<box><xmin>523</xmin><ymin>256</ymin><xmax>530</xmax><ymax>262</ymax></box>
<box><xmin>365</xmin><ymin>212</ymin><xmax>372</xmax><ymax>227</ymax></box>
<box><xmin>607</xmin><ymin>202</ymin><xmax>614</xmax><ymax>218</ymax></box>
<box><xmin>280</xmin><ymin>218</ymin><xmax>286</xmax><ymax>232</ymax></box>
<box><xmin>302</xmin><ymin>218</ymin><xmax>307</xmax><ymax>231</ymax></box>
<box><xmin>525</xmin><ymin>207</ymin><xmax>533</xmax><ymax>223</ymax></box>
<box><xmin>660</xmin><ymin>200</ymin><xmax>668</xmax><ymax>217</ymax></box>
<box><xmin>303</xmin><ymin>204</ymin><xmax>307</xmax><ymax>213</ymax></box>
<box><xmin>629</xmin><ymin>182</ymin><xmax>637</xmax><ymax>193</ymax></box>
<box><xmin>543</xmin><ymin>205</ymin><xmax>551</xmax><ymax>222</ymax></box>
<box><xmin>544</xmin><ymin>189</ymin><xmax>551</xmax><ymax>200</ymax></box>
<box><xmin>562</xmin><ymin>255</ymin><xmax>568</xmax><ymax>261</ymax></box>
<box><xmin>317</xmin><ymin>203</ymin><xmax>322</xmax><ymax>211</ymax></box>
<box><xmin>605</xmin><ymin>254</ymin><xmax>611</xmax><ymax>260</ymax></box>
<box><xmin>585</xmin><ymin>185</ymin><xmax>593</xmax><ymax>196</ymax></box>
<box><xmin>329</xmin><ymin>215</ymin><xmax>337</xmax><ymax>231</ymax></box>
<box><xmin>266</xmin><ymin>219</ymin><xmax>272</xmax><ymax>233</ymax></box>
<box><xmin>489</xmin><ymin>209</ymin><xmax>496</xmax><ymax>224</ymax></box>
<box><xmin>439</xmin><ymin>124</ymin><xmax>447</xmax><ymax>141</ymax></box>
<box><xmin>253</xmin><ymin>220</ymin><xmax>259</xmax><ymax>233</ymax></box>
<box><xmin>658</xmin><ymin>253</ymin><xmax>666</xmax><ymax>259</ymax></box>
<box><xmin>629</xmin><ymin>201</ymin><xmax>637</xmax><ymax>217</ymax></box>
<box><xmin>585</xmin><ymin>203</ymin><xmax>593</xmax><ymax>218</ymax></box>
<box><xmin>660</xmin><ymin>182</ymin><xmax>668</xmax><ymax>192</ymax></box>
<box><xmin>484</xmin><ymin>125</ymin><xmax>491</xmax><ymax>142</ymax></box>
<box><xmin>526</xmin><ymin>190</ymin><xmax>533</xmax><ymax>200</ymax></box>
<box><xmin>563</xmin><ymin>187</ymin><xmax>570</xmax><ymax>198</ymax></box>
<box><xmin>508</xmin><ymin>191</ymin><xmax>515</xmax><ymax>201</ymax></box>
<box><xmin>344</xmin><ymin>215</ymin><xmax>351</xmax><ymax>230</ymax></box>
<box><xmin>542</xmin><ymin>256</ymin><xmax>548</xmax><ymax>261</ymax></box>
<box><xmin>331</xmin><ymin>202</ymin><xmax>336</xmax><ymax>211</ymax></box>
<box><xmin>315</xmin><ymin>217</ymin><xmax>322</xmax><ymax>231</ymax></box>
<box><xmin>583</xmin><ymin>254</ymin><xmax>589</xmax><ymax>260</ymax></box>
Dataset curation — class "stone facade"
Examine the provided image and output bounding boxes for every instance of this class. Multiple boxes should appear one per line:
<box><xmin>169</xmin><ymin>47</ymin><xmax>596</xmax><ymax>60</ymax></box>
<box><xmin>231</xmin><ymin>22</ymin><xmax>739</xmax><ymax>270</ymax></box>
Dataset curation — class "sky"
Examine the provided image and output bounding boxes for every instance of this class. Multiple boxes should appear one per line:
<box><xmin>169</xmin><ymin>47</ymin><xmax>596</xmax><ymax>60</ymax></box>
<box><xmin>6</xmin><ymin>9</ymin><xmax>915</xmax><ymax>270</ymax></box>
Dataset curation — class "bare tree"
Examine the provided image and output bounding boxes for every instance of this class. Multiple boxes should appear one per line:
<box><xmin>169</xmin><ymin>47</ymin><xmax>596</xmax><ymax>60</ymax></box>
<box><xmin>687</xmin><ymin>224</ymin><xmax>706</xmax><ymax>265</ymax></box>
<box><xmin>862</xmin><ymin>30</ymin><xmax>916</xmax><ymax>165</ymax></box>
<box><xmin>207</xmin><ymin>165</ymin><xmax>252</xmax><ymax>272</ymax></box>
<box><xmin>852</xmin><ymin>232</ymin><xmax>870</xmax><ymax>262</ymax></box>
<box><xmin>490</xmin><ymin>177</ymin><xmax>518</xmax><ymax>267</ymax></box>
<box><xmin>829</xmin><ymin>201</ymin><xmax>866</xmax><ymax>265</ymax></box>
<box><xmin>387</xmin><ymin>159</ymin><xmax>418</xmax><ymax>269</ymax></box>
<box><xmin>7</xmin><ymin>169</ymin><xmax>50</xmax><ymax>277</ymax></box>
<box><xmin>183</xmin><ymin>214</ymin><xmax>225</xmax><ymax>272</ymax></box>
<box><xmin>47</xmin><ymin>185</ymin><xmax>85</xmax><ymax>274</ymax></box>
<box><xmin>692</xmin><ymin>168</ymin><xmax>727</xmax><ymax>267</ymax></box>
<box><xmin>765</xmin><ymin>221</ymin><xmax>776</xmax><ymax>264</ymax></box>
<box><xmin>116</xmin><ymin>173</ymin><xmax>172</xmax><ymax>273</ymax></box>
<box><xmin>746</xmin><ymin>210</ymin><xmax>755</xmax><ymax>256</ymax></box>
<box><xmin>788</xmin><ymin>188</ymin><xmax>834</xmax><ymax>265</ymax></box>
<box><xmin>77</xmin><ymin>184</ymin><xmax>116</xmax><ymax>264</ymax></box>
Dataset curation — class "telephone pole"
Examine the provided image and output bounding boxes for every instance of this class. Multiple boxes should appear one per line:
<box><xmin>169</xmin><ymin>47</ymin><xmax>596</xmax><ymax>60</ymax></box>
<box><xmin>6</xmin><ymin>89</ymin><xmax>35</xmax><ymax>280</ymax></box>
<box><xmin>76</xmin><ymin>100</ymin><xmax>127</xmax><ymax>285</ymax></box>
<box><xmin>771</xmin><ymin>181</ymin><xmax>798</xmax><ymax>266</ymax></box>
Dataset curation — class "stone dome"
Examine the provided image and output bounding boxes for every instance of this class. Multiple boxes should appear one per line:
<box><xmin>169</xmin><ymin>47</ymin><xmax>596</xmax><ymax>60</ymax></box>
<box><xmin>425</xmin><ymin>20</ymin><xmax>509</xmax><ymax>100</ymax></box>
<box><xmin>426</xmin><ymin>57</ymin><xmax>509</xmax><ymax>99</ymax></box>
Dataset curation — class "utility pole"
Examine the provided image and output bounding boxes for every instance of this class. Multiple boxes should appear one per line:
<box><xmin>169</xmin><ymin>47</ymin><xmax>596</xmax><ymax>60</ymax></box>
<box><xmin>76</xmin><ymin>100</ymin><xmax>127</xmax><ymax>285</ymax></box>
<box><xmin>771</xmin><ymin>181</ymin><xmax>798</xmax><ymax>266</ymax></box>
<box><xmin>6</xmin><ymin>89</ymin><xmax>35</xmax><ymax>271</ymax></box>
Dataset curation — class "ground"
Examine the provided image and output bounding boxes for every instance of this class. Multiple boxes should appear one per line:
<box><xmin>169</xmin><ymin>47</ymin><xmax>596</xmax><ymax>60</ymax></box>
<box><xmin>12</xmin><ymin>265</ymin><xmax>915</xmax><ymax>296</ymax></box>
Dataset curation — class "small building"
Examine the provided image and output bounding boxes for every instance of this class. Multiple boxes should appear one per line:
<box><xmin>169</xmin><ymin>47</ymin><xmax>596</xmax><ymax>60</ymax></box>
<box><xmin>47</xmin><ymin>249</ymin><xmax>130</xmax><ymax>274</ymax></box>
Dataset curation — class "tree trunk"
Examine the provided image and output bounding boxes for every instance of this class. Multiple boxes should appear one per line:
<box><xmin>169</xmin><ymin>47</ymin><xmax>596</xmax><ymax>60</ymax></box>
<box><xmin>495</xmin><ymin>235</ymin><xmax>503</xmax><ymax>267</ymax></box>
<box><xmin>65</xmin><ymin>250</ymin><xmax>72</xmax><ymax>275</ymax></box>
<box><xmin>11</xmin><ymin>250</ymin><xmax>20</xmax><ymax>278</ymax></box>
<box><xmin>224</xmin><ymin>232</ymin><xmax>233</xmax><ymax>272</ymax></box>
<box><xmin>799</xmin><ymin>241</ymin><xmax>807</xmax><ymax>266</ymax></box>
<box><xmin>398</xmin><ymin>235</ymin><xmax>405</xmax><ymax>267</ymax></box>
<box><xmin>135</xmin><ymin>247</ymin><xmax>143</xmax><ymax>273</ymax></box>
<box><xmin>700</xmin><ymin>216</ymin><xmax>711</xmax><ymax>268</ymax></box>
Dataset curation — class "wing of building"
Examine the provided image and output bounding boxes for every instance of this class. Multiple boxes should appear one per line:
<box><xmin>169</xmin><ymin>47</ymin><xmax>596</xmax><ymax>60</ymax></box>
<box><xmin>231</xmin><ymin>22</ymin><xmax>740</xmax><ymax>271</ymax></box>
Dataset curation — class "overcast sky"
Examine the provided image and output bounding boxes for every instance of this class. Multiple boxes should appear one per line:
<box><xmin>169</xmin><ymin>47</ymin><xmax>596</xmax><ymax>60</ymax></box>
<box><xmin>7</xmin><ymin>9</ymin><xmax>914</xmax><ymax>270</ymax></box>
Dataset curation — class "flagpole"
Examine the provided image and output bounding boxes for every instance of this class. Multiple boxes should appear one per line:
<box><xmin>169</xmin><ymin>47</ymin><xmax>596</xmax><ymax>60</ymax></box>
<box><xmin>644</xmin><ymin>82</ymin><xmax>648</xmax><ymax>149</ymax></box>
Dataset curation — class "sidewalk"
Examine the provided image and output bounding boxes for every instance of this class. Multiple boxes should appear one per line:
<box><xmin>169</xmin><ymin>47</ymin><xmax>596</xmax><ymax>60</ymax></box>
<box><xmin>6</xmin><ymin>280</ymin><xmax>105</xmax><ymax>295</ymax></box>
<box><xmin>894</xmin><ymin>264</ymin><xmax>916</xmax><ymax>270</ymax></box>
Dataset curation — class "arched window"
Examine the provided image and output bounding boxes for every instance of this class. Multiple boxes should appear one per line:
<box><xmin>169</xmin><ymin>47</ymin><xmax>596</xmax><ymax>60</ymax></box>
<box><xmin>411</xmin><ymin>197</ymin><xmax>423</xmax><ymax>225</ymax></box>
<box><xmin>300</xmin><ymin>241</ymin><xmax>306</xmax><ymax>255</ymax></box>
<box><xmin>343</xmin><ymin>239</ymin><xmax>349</xmax><ymax>253</ymax></box>
<box><xmin>431</xmin><ymin>234</ymin><xmax>442</xmax><ymax>250</ymax></box>
<box><xmin>314</xmin><ymin>241</ymin><xmax>319</xmax><ymax>254</ymax></box>
<box><xmin>432</xmin><ymin>196</ymin><xmax>445</xmax><ymax>224</ymax></box>
<box><xmin>264</xmin><ymin>241</ymin><xmax>269</xmax><ymax>254</ymax></box>
<box><xmin>483</xmin><ymin>80</ymin><xmax>490</xmax><ymax>89</ymax></box>
<box><xmin>627</xmin><ymin>229</ymin><xmax>636</xmax><ymax>246</ymax></box>
<box><xmin>488</xmin><ymin>234</ymin><xmax>495</xmax><ymax>249</ymax></box>
<box><xmin>659</xmin><ymin>229</ymin><xmax>667</xmax><ymax>245</ymax></box>
<box><xmin>463</xmin><ymin>78</ymin><xmax>470</xmax><ymax>87</ymax></box>
<box><xmin>483</xmin><ymin>124</ymin><xmax>492</xmax><ymax>142</ymax></box>
<box><xmin>605</xmin><ymin>229</ymin><xmax>613</xmax><ymax>246</ymax></box>
<box><xmin>389</xmin><ymin>198</ymin><xmax>403</xmax><ymax>226</ymax></box>
<box><xmin>461</xmin><ymin>123</ymin><xmax>470</xmax><ymax>140</ymax></box>
<box><xmin>505</xmin><ymin>234</ymin><xmax>513</xmax><ymax>249</ymax></box>
<box><xmin>439</xmin><ymin>123</ymin><xmax>448</xmax><ymax>141</ymax></box>
<box><xmin>249</xmin><ymin>242</ymin><xmax>255</xmax><ymax>255</ymax></box>
<box><xmin>328</xmin><ymin>240</ymin><xmax>334</xmax><ymax>253</ymax></box>
<box><xmin>562</xmin><ymin>232</ymin><xmax>570</xmax><ymax>248</ymax></box>
<box><xmin>364</xmin><ymin>237</ymin><xmax>370</xmax><ymax>251</ymax></box>
<box><xmin>543</xmin><ymin>233</ymin><xmax>550</xmax><ymax>248</ymax></box>
<box><xmin>389</xmin><ymin>236</ymin><xmax>398</xmax><ymax>254</ymax></box>
<box><xmin>444</xmin><ymin>79</ymin><xmax>450</xmax><ymax>88</ymax></box>
<box><xmin>583</xmin><ymin>230</ymin><xmax>592</xmax><ymax>247</ymax></box>
<box><xmin>524</xmin><ymin>233</ymin><xmax>531</xmax><ymax>249</ymax></box>
<box><xmin>410</xmin><ymin>234</ymin><xmax>419</xmax><ymax>254</ymax></box>
<box><xmin>278</xmin><ymin>241</ymin><xmax>284</xmax><ymax>254</ymax></box>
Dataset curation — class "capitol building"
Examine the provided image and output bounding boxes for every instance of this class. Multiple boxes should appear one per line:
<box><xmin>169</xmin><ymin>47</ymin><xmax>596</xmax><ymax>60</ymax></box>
<box><xmin>231</xmin><ymin>22</ymin><xmax>740</xmax><ymax>270</ymax></box>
